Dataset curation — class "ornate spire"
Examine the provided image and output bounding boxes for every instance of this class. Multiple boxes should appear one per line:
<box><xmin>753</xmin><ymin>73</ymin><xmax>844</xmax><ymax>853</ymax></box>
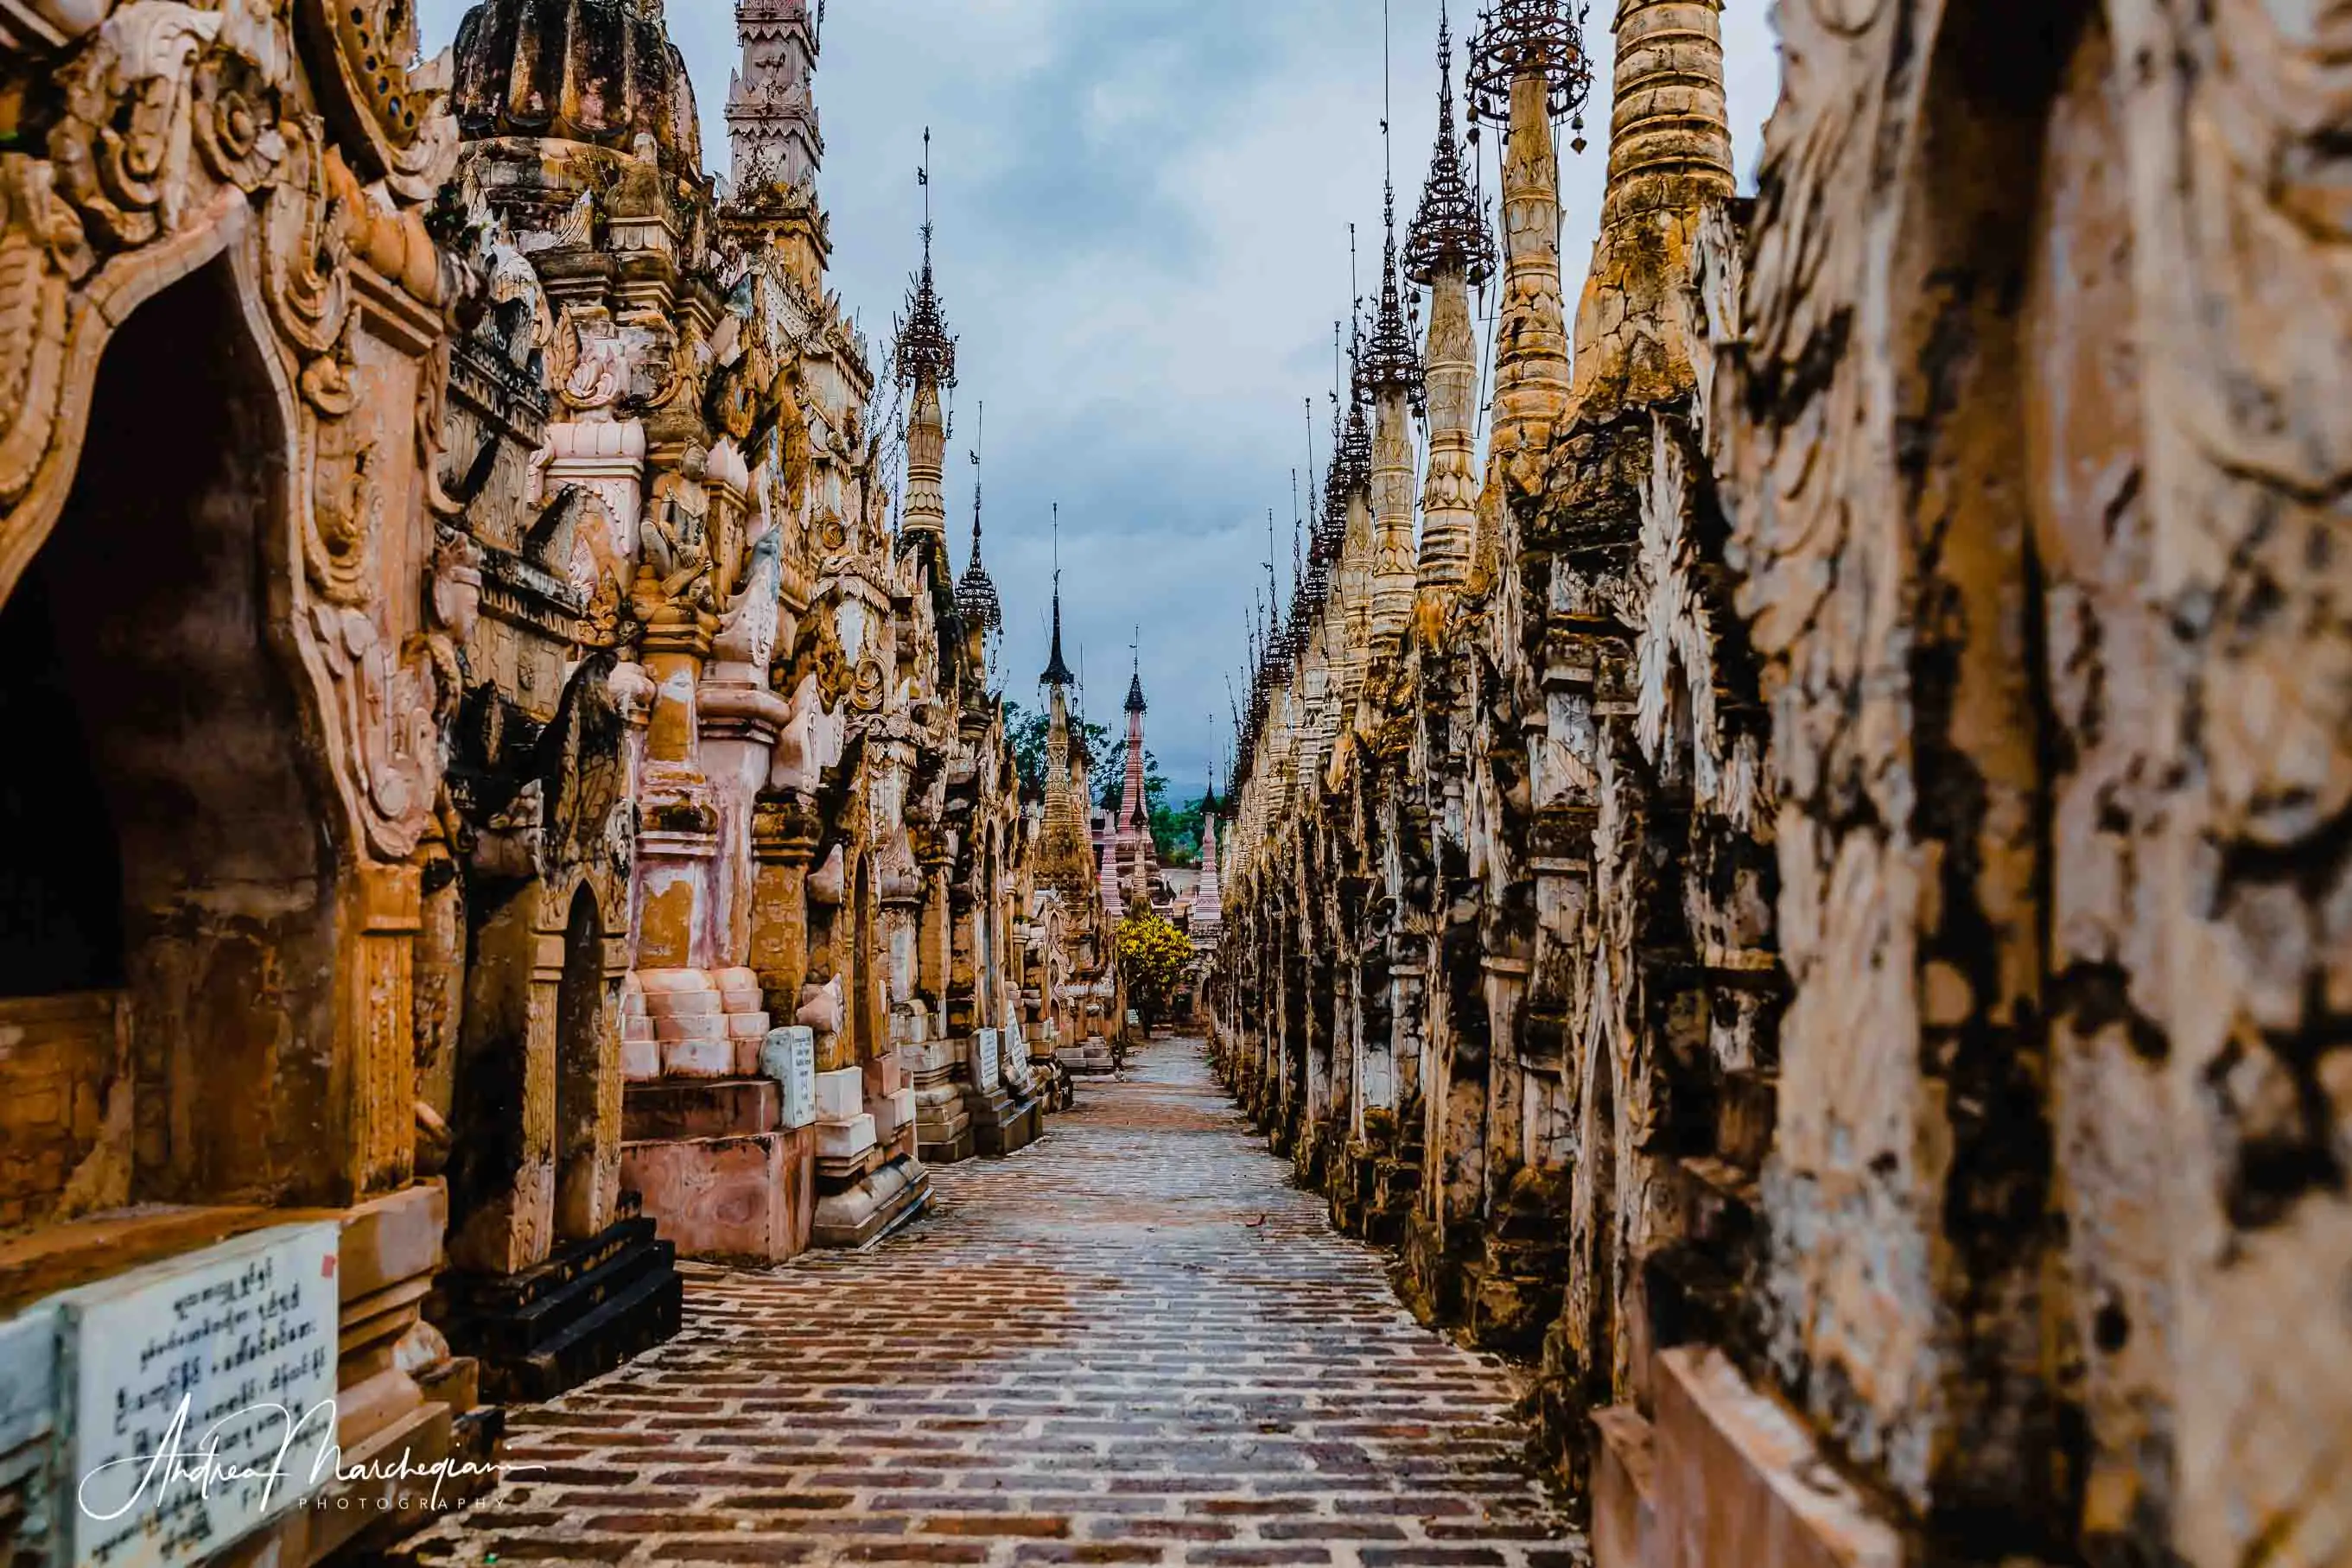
<box><xmin>1339</xmin><ymin>333</ymin><xmax>1375</xmax><ymax>491</ymax></box>
<box><xmin>1119</xmin><ymin>632</ymin><xmax>1148</xmax><ymax>838</ymax></box>
<box><xmin>1039</xmin><ymin>504</ymin><xmax>1075</xmax><ymax>686</ymax></box>
<box><xmin>727</xmin><ymin>0</ymin><xmax>823</xmax><ymax>191</ymax></box>
<box><xmin>955</xmin><ymin>412</ymin><xmax>1001</xmax><ymax>632</ymax></box>
<box><xmin>1360</xmin><ymin>181</ymin><xmax>1424</xmax><ymax>407</ymax></box>
<box><xmin>1097</xmin><ymin>832</ymin><xmax>1126</xmax><ymax>924</ymax></box>
<box><xmin>1191</xmin><ymin>801</ymin><xmax>1224</xmax><ymax>942</ymax></box>
<box><xmin>896</xmin><ymin>131</ymin><xmax>954</xmax><ymax>553</ymax></box>
<box><xmin>1317</xmin><ymin>329</ymin><xmax>1354</xmax><ymax>553</ymax></box>
<box><xmin>1039</xmin><ymin>582</ymin><xmax>1075</xmax><ymax>687</ymax></box>
<box><xmin>1474</xmin><ymin>0</ymin><xmax>1581</xmax><ymax>473</ymax></box>
<box><xmin>893</xmin><ymin>130</ymin><xmax>957</xmax><ymax>393</ymax></box>
<box><xmin>1405</xmin><ymin>3</ymin><xmax>1497</xmax><ymax>289</ymax></box>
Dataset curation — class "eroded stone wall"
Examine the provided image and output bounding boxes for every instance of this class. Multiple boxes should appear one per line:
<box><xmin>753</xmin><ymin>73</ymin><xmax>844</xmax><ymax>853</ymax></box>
<box><xmin>1211</xmin><ymin>0</ymin><xmax>2352</xmax><ymax>1561</ymax></box>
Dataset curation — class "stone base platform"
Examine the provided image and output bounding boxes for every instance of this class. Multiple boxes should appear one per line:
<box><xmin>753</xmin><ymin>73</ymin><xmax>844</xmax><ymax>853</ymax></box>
<box><xmin>811</xmin><ymin>1154</ymin><xmax>931</xmax><ymax>1249</ymax></box>
<box><xmin>432</xmin><ymin>1205</ymin><xmax>683</xmax><ymax>1404</ymax></box>
<box><xmin>970</xmin><ymin>1086</ymin><xmax>1044</xmax><ymax>1157</ymax></box>
<box><xmin>914</xmin><ymin>1081</ymin><xmax>976</xmax><ymax>1165</ymax></box>
<box><xmin>620</xmin><ymin>1076</ymin><xmax>817</xmax><ymax>1263</ymax></box>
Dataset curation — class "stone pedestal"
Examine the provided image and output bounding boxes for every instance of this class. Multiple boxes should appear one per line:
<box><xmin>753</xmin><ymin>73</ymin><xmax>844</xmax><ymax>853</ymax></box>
<box><xmin>810</xmin><ymin>1152</ymin><xmax>931</xmax><ymax>1250</ymax></box>
<box><xmin>808</xmin><ymin>1063</ymin><xmax>931</xmax><ymax>1248</ymax></box>
<box><xmin>1068</xmin><ymin>1031</ymin><xmax>1116</xmax><ymax>1076</ymax></box>
<box><xmin>616</xmin><ymin>1025</ymin><xmax>818</xmax><ymax>1264</ymax></box>
<box><xmin>964</xmin><ymin>1028</ymin><xmax>1043</xmax><ymax>1158</ymax></box>
<box><xmin>1399</xmin><ymin>1209</ymin><xmax>1483</xmax><ymax>1328</ymax></box>
<box><xmin>1466</xmin><ymin>1166</ymin><xmax>1573</xmax><ymax>1353</ymax></box>
<box><xmin>621</xmin><ymin>1119</ymin><xmax>814</xmax><ymax>1263</ymax></box>
<box><xmin>898</xmin><ymin>1004</ymin><xmax>974</xmax><ymax>1164</ymax></box>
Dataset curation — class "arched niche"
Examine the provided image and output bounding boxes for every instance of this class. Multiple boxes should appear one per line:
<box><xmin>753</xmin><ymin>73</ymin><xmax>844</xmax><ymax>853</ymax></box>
<box><xmin>0</xmin><ymin>256</ymin><xmax>341</xmax><ymax>1222</ymax></box>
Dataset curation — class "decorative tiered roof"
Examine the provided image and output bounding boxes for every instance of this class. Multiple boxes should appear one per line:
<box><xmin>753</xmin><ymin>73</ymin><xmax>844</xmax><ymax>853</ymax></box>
<box><xmin>1465</xmin><ymin>0</ymin><xmax>1594</xmax><ymax>126</ymax></box>
<box><xmin>1405</xmin><ymin>3</ymin><xmax>1497</xmax><ymax>288</ymax></box>
<box><xmin>894</xmin><ymin>239</ymin><xmax>956</xmax><ymax>391</ymax></box>
<box><xmin>1338</xmin><ymin>341</ymin><xmax>1376</xmax><ymax>491</ymax></box>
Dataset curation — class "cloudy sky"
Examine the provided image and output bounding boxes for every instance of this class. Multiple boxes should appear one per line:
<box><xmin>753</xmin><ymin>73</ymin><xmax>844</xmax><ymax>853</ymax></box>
<box><xmin>416</xmin><ymin>0</ymin><xmax>1782</xmax><ymax>794</ymax></box>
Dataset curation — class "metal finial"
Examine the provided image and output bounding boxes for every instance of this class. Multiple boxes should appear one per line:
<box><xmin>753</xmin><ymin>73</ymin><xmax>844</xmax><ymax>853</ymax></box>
<box><xmin>1039</xmin><ymin>500</ymin><xmax>1072</xmax><ymax>686</ymax></box>
<box><xmin>1465</xmin><ymin>0</ymin><xmax>1594</xmax><ymax>129</ymax></box>
<box><xmin>1362</xmin><ymin>177</ymin><xmax>1425</xmax><ymax>406</ymax></box>
<box><xmin>893</xmin><ymin>127</ymin><xmax>957</xmax><ymax>390</ymax></box>
<box><xmin>1349</xmin><ymin>225</ymin><xmax>1362</xmax><ymax>340</ymax></box>
<box><xmin>955</xmin><ymin>400</ymin><xmax>1001</xmax><ymax>632</ymax></box>
<box><xmin>1406</xmin><ymin>0</ymin><xmax>1498</xmax><ymax>287</ymax></box>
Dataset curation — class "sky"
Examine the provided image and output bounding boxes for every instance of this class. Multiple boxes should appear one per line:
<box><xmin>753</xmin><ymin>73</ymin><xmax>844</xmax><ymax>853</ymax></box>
<box><xmin>416</xmin><ymin>0</ymin><xmax>1783</xmax><ymax>797</ymax></box>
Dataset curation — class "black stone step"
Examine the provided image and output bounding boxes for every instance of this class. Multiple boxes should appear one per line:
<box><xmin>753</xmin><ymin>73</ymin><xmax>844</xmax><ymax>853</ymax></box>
<box><xmin>490</xmin><ymin>1259</ymin><xmax>683</xmax><ymax>1405</ymax></box>
<box><xmin>443</xmin><ymin>1229</ymin><xmax>677</xmax><ymax>1362</ymax></box>
<box><xmin>438</xmin><ymin>1213</ymin><xmax>658</xmax><ymax>1314</ymax></box>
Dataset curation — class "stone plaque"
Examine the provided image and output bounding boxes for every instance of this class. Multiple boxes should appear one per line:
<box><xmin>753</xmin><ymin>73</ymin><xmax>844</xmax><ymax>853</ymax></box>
<box><xmin>59</xmin><ymin>1222</ymin><xmax>340</xmax><ymax>1568</ymax></box>
<box><xmin>762</xmin><ymin>1026</ymin><xmax>818</xmax><ymax>1129</ymax></box>
<box><xmin>974</xmin><ymin>1028</ymin><xmax>1001</xmax><ymax>1092</ymax></box>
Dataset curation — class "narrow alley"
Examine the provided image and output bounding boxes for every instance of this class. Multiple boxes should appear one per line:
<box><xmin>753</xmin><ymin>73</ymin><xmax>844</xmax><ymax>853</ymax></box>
<box><xmin>401</xmin><ymin>1039</ymin><xmax>1580</xmax><ymax>1568</ymax></box>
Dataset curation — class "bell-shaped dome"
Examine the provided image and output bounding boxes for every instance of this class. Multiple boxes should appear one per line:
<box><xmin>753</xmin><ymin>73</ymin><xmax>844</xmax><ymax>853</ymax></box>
<box><xmin>452</xmin><ymin>0</ymin><xmax>702</xmax><ymax>172</ymax></box>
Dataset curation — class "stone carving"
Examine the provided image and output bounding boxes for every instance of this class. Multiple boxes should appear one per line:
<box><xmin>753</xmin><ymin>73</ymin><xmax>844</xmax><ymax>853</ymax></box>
<box><xmin>637</xmin><ymin>444</ymin><xmax>716</xmax><ymax>618</ymax></box>
<box><xmin>557</xmin><ymin>304</ymin><xmax>628</xmax><ymax>416</ymax></box>
<box><xmin>716</xmin><ymin>523</ymin><xmax>785</xmax><ymax>668</ymax></box>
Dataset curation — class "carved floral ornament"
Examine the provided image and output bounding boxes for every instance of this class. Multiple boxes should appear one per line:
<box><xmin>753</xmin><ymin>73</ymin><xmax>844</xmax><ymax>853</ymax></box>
<box><xmin>0</xmin><ymin>0</ymin><xmax>464</xmax><ymax>864</ymax></box>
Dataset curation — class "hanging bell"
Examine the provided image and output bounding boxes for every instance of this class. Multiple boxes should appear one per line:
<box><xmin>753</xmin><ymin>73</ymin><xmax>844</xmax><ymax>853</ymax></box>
<box><xmin>1569</xmin><ymin>114</ymin><xmax>1587</xmax><ymax>156</ymax></box>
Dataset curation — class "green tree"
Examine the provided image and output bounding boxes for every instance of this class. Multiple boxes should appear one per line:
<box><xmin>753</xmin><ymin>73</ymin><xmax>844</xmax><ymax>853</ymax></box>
<box><xmin>1151</xmin><ymin>794</ymin><xmax>1205</xmax><ymax>868</ymax></box>
<box><xmin>1115</xmin><ymin>910</ymin><xmax>1194</xmax><ymax>1025</ymax></box>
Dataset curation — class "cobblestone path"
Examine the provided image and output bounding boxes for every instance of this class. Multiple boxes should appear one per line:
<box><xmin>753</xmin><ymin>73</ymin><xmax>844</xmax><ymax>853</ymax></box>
<box><xmin>404</xmin><ymin>1037</ymin><xmax>1582</xmax><ymax>1567</ymax></box>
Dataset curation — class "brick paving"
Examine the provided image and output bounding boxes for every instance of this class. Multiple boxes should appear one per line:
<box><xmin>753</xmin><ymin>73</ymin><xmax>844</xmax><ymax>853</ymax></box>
<box><xmin>400</xmin><ymin>1037</ymin><xmax>1584</xmax><ymax>1567</ymax></box>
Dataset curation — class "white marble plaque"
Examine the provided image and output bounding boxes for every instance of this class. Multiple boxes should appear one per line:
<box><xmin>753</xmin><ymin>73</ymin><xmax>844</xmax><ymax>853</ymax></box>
<box><xmin>763</xmin><ymin>1026</ymin><xmax>818</xmax><ymax>1128</ymax></box>
<box><xmin>60</xmin><ymin>1222</ymin><xmax>340</xmax><ymax>1568</ymax></box>
<box><xmin>974</xmin><ymin>1029</ymin><xmax>1001</xmax><ymax>1092</ymax></box>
